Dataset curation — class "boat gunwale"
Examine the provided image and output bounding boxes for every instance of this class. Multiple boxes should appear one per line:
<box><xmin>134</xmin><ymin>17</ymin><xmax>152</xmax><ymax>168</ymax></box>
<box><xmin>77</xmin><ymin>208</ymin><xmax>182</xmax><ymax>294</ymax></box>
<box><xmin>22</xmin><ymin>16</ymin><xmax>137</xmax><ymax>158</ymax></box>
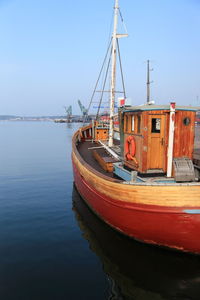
<box><xmin>72</xmin><ymin>128</ymin><xmax>122</xmax><ymax>183</ymax></box>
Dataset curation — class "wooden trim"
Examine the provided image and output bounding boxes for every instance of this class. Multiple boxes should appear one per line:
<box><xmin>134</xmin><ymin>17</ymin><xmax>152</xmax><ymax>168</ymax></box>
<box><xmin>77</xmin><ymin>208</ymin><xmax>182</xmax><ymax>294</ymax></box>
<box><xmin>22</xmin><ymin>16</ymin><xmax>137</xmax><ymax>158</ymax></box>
<box><xmin>72</xmin><ymin>149</ymin><xmax>200</xmax><ymax>208</ymax></box>
<box><xmin>72</xmin><ymin>129</ymin><xmax>200</xmax><ymax>208</ymax></box>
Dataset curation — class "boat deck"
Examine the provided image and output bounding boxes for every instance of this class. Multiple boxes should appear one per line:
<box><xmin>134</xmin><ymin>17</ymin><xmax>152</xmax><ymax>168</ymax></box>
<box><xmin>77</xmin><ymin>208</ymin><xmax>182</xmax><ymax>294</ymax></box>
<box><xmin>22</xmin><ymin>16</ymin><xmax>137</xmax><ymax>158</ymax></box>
<box><xmin>77</xmin><ymin>137</ymin><xmax>200</xmax><ymax>185</ymax></box>
<box><xmin>76</xmin><ymin>136</ymin><xmax>200</xmax><ymax>185</ymax></box>
<box><xmin>77</xmin><ymin>141</ymin><xmax>119</xmax><ymax>179</ymax></box>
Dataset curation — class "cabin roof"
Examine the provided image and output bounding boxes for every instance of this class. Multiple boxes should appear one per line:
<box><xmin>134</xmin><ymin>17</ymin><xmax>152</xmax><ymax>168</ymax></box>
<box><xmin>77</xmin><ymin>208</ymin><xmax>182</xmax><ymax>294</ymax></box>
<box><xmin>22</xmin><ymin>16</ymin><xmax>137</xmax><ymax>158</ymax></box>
<box><xmin>121</xmin><ymin>104</ymin><xmax>199</xmax><ymax>113</ymax></box>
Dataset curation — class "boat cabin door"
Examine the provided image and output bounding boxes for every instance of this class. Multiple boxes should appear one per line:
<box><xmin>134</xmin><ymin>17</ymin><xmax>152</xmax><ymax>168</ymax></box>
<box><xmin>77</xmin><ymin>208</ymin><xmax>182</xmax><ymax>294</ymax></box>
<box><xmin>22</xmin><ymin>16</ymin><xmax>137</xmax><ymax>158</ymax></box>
<box><xmin>147</xmin><ymin>114</ymin><xmax>166</xmax><ymax>171</ymax></box>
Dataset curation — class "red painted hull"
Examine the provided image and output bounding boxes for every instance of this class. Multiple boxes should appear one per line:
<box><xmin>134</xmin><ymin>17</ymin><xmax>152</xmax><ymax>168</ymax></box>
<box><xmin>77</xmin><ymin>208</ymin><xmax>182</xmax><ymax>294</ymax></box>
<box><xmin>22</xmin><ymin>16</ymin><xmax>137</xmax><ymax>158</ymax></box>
<box><xmin>73</xmin><ymin>159</ymin><xmax>200</xmax><ymax>254</ymax></box>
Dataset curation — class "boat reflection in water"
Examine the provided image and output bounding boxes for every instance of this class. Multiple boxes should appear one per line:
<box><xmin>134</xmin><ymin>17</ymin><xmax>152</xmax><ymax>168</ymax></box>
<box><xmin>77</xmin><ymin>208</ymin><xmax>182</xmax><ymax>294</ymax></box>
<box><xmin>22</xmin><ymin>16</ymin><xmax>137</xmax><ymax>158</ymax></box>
<box><xmin>72</xmin><ymin>186</ymin><xmax>200</xmax><ymax>300</ymax></box>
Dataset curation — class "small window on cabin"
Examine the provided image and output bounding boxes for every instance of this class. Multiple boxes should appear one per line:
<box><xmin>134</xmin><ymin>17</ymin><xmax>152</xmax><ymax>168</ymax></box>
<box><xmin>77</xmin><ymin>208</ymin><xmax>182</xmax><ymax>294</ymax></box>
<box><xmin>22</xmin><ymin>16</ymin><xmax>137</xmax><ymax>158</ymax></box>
<box><xmin>151</xmin><ymin>118</ymin><xmax>161</xmax><ymax>133</ymax></box>
<box><xmin>137</xmin><ymin>115</ymin><xmax>141</xmax><ymax>133</ymax></box>
<box><xmin>131</xmin><ymin>116</ymin><xmax>135</xmax><ymax>131</ymax></box>
<box><xmin>125</xmin><ymin>115</ymin><xmax>129</xmax><ymax>132</ymax></box>
<box><xmin>183</xmin><ymin>117</ymin><xmax>190</xmax><ymax>126</ymax></box>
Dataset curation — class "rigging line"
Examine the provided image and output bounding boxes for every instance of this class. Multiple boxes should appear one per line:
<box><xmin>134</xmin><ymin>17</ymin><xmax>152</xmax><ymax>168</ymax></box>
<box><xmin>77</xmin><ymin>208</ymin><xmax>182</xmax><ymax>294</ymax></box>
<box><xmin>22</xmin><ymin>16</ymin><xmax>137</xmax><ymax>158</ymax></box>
<box><xmin>117</xmin><ymin>38</ymin><xmax>126</xmax><ymax>99</ymax></box>
<box><xmin>86</xmin><ymin>38</ymin><xmax>112</xmax><ymax>115</ymax></box>
<box><xmin>119</xmin><ymin>8</ymin><xmax>124</xmax><ymax>22</ymax></box>
<box><xmin>119</xmin><ymin>8</ymin><xmax>128</xmax><ymax>34</ymax></box>
<box><xmin>107</xmin><ymin>8</ymin><xmax>114</xmax><ymax>47</ymax></box>
<box><xmin>98</xmin><ymin>7</ymin><xmax>113</xmax><ymax>92</ymax></box>
<box><xmin>96</xmin><ymin>48</ymin><xmax>112</xmax><ymax>120</ymax></box>
<box><xmin>99</xmin><ymin>8</ymin><xmax>114</xmax><ymax>103</ymax></box>
<box><xmin>96</xmin><ymin>4</ymin><xmax>115</xmax><ymax>103</ymax></box>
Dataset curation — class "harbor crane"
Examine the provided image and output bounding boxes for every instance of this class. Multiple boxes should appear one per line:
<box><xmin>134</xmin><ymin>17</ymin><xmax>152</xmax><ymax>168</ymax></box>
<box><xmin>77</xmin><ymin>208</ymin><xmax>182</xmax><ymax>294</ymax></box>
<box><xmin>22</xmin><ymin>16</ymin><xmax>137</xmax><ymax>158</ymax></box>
<box><xmin>78</xmin><ymin>100</ymin><xmax>88</xmax><ymax>121</ymax></box>
<box><xmin>64</xmin><ymin>105</ymin><xmax>72</xmax><ymax>123</ymax></box>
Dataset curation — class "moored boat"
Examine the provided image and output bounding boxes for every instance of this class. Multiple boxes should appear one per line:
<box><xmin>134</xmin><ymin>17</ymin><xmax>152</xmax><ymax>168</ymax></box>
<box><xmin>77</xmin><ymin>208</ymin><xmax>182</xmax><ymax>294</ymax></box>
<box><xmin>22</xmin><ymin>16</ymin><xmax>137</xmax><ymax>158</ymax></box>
<box><xmin>72</xmin><ymin>0</ymin><xmax>200</xmax><ymax>254</ymax></box>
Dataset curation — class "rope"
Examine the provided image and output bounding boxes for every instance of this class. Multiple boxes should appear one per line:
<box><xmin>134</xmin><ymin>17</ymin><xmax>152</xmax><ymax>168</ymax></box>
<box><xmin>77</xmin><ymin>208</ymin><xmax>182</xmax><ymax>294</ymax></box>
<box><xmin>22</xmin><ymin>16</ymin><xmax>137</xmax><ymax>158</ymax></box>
<box><xmin>86</xmin><ymin>38</ymin><xmax>112</xmax><ymax>118</ymax></box>
<box><xmin>117</xmin><ymin>39</ymin><xmax>126</xmax><ymax>99</ymax></box>
<box><xmin>119</xmin><ymin>8</ymin><xmax>128</xmax><ymax>35</ymax></box>
<box><xmin>96</xmin><ymin>46</ymin><xmax>112</xmax><ymax>120</ymax></box>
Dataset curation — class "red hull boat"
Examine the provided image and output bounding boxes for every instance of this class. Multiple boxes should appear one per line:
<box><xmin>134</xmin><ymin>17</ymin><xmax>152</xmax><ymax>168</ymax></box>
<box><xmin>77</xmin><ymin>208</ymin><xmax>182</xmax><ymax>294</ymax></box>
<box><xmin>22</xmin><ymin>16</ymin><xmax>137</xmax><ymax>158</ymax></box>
<box><xmin>72</xmin><ymin>128</ymin><xmax>200</xmax><ymax>254</ymax></box>
<box><xmin>72</xmin><ymin>0</ymin><xmax>200</xmax><ymax>254</ymax></box>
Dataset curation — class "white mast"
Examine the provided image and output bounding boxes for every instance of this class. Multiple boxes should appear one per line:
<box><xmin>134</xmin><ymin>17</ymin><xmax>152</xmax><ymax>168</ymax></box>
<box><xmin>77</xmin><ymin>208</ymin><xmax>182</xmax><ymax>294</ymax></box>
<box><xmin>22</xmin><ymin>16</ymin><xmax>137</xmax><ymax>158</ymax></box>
<box><xmin>108</xmin><ymin>0</ymin><xmax>128</xmax><ymax>147</ymax></box>
<box><xmin>108</xmin><ymin>0</ymin><xmax>119</xmax><ymax>147</ymax></box>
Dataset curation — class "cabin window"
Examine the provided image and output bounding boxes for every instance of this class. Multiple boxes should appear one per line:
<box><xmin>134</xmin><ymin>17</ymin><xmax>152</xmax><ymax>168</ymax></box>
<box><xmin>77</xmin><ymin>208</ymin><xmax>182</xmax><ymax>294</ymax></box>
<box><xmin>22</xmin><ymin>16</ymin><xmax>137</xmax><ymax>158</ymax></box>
<box><xmin>151</xmin><ymin>118</ymin><xmax>161</xmax><ymax>133</ymax></box>
<box><xmin>131</xmin><ymin>116</ymin><xmax>135</xmax><ymax>131</ymax></box>
<box><xmin>137</xmin><ymin>115</ymin><xmax>141</xmax><ymax>133</ymax></box>
<box><xmin>125</xmin><ymin>115</ymin><xmax>129</xmax><ymax>132</ymax></box>
<box><xmin>183</xmin><ymin>117</ymin><xmax>190</xmax><ymax>126</ymax></box>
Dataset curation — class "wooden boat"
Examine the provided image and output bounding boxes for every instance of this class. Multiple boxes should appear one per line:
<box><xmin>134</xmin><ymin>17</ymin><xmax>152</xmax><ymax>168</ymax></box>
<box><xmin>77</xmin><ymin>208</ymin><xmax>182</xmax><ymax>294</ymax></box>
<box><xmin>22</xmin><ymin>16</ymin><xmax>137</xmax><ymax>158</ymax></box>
<box><xmin>72</xmin><ymin>0</ymin><xmax>200</xmax><ymax>254</ymax></box>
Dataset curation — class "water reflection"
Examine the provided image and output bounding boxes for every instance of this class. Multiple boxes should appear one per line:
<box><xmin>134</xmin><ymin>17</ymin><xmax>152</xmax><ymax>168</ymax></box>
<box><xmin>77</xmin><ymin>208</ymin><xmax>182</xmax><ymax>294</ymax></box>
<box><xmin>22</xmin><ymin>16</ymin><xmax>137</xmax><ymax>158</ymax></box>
<box><xmin>72</xmin><ymin>186</ymin><xmax>200</xmax><ymax>300</ymax></box>
<box><xmin>66</xmin><ymin>123</ymin><xmax>72</xmax><ymax>129</ymax></box>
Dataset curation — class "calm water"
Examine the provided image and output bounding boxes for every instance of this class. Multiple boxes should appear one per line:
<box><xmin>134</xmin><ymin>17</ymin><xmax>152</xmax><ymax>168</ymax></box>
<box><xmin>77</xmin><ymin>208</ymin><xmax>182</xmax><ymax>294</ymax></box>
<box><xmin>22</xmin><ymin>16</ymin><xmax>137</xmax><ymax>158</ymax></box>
<box><xmin>1</xmin><ymin>122</ymin><xmax>200</xmax><ymax>300</ymax></box>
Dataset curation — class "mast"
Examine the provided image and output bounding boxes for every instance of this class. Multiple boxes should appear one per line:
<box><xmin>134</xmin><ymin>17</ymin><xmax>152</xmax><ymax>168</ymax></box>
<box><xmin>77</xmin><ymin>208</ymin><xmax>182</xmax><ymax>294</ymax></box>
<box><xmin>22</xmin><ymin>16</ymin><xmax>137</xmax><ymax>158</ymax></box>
<box><xmin>108</xmin><ymin>0</ymin><xmax>119</xmax><ymax>147</ymax></box>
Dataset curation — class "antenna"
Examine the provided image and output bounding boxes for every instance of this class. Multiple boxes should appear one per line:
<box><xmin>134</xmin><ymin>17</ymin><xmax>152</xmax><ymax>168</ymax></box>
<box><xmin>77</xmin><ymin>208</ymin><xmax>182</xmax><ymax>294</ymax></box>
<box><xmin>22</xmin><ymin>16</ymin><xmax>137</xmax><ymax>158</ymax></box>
<box><xmin>147</xmin><ymin>60</ymin><xmax>153</xmax><ymax>104</ymax></box>
<box><xmin>196</xmin><ymin>95</ymin><xmax>199</xmax><ymax>106</ymax></box>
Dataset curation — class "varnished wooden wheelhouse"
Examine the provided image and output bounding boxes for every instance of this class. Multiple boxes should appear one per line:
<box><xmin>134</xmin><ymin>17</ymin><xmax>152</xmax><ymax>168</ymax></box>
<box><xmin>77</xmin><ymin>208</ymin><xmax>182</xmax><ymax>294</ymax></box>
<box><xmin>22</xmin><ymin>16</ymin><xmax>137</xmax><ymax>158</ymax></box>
<box><xmin>119</xmin><ymin>104</ymin><xmax>197</xmax><ymax>175</ymax></box>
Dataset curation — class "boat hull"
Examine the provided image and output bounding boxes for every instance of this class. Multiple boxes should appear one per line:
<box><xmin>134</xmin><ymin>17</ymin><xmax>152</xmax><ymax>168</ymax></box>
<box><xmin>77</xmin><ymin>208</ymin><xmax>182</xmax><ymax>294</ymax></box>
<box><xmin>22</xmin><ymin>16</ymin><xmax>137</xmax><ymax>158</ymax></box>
<box><xmin>72</xmin><ymin>143</ymin><xmax>200</xmax><ymax>254</ymax></box>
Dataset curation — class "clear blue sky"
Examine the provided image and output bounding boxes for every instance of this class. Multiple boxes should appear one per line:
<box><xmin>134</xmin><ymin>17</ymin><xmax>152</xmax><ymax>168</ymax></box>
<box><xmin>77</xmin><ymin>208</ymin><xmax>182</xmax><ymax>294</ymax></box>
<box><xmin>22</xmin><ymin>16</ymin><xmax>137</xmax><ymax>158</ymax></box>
<box><xmin>0</xmin><ymin>0</ymin><xmax>200</xmax><ymax>116</ymax></box>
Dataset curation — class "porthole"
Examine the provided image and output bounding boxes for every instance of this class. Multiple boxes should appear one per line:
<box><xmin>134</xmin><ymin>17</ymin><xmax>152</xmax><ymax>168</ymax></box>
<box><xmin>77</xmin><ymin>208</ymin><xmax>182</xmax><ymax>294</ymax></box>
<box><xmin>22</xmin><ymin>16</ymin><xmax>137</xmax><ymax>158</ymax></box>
<box><xmin>183</xmin><ymin>117</ymin><xmax>190</xmax><ymax>126</ymax></box>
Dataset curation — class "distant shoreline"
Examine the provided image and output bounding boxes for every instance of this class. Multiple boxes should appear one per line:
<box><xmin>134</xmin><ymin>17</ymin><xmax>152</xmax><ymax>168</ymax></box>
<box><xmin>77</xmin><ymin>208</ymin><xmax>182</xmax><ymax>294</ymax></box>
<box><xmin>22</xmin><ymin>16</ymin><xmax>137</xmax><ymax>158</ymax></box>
<box><xmin>0</xmin><ymin>115</ymin><xmax>84</xmax><ymax>122</ymax></box>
